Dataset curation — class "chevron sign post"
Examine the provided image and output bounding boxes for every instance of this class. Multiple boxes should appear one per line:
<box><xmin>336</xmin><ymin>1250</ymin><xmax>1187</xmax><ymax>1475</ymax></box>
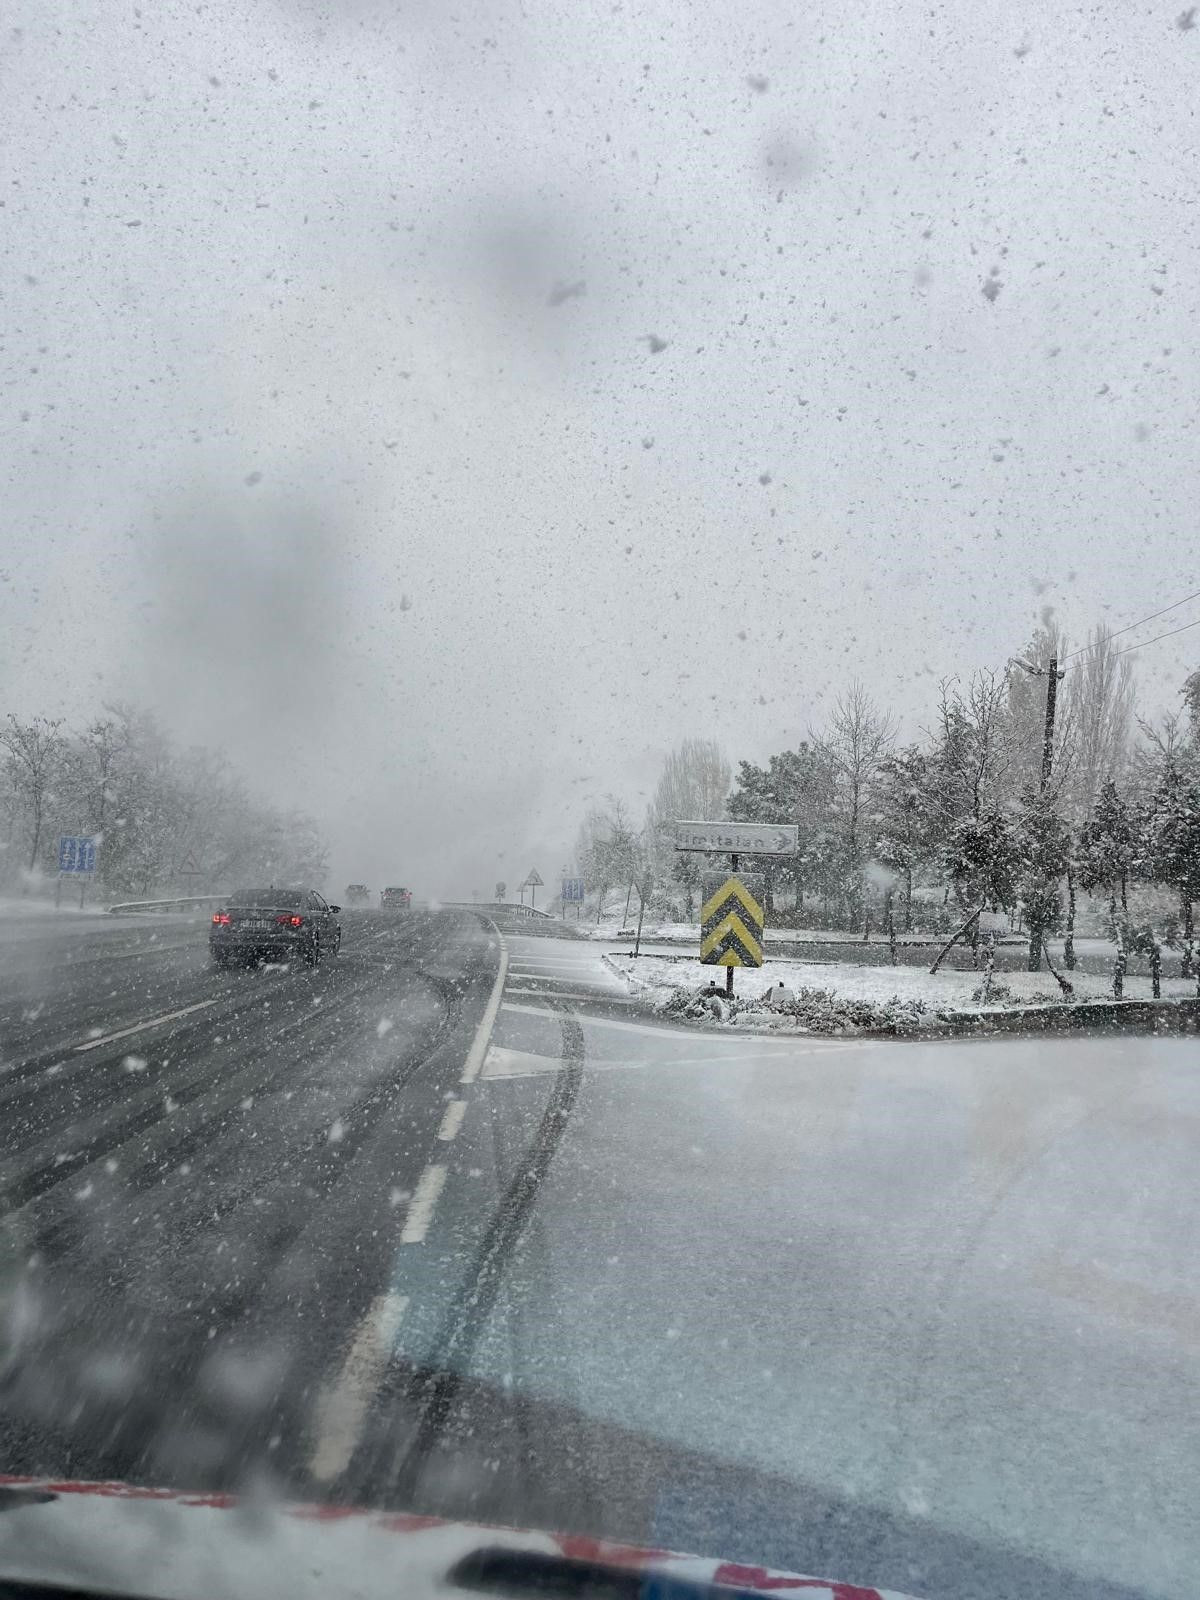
<box><xmin>701</xmin><ymin>873</ymin><xmax>764</xmax><ymax>974</ymax></box>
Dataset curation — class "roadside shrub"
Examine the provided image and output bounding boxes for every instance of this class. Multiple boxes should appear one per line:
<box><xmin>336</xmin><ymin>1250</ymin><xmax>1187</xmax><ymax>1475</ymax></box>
<box><xmin>659</xmin><ymin>983</ymin><xmax>929</xmax><ymax>1034</ymax></box>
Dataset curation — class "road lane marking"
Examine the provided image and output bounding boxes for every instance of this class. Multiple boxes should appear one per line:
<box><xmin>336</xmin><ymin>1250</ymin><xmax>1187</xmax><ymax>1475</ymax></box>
<box><xmin>499</xmin><ymin>1000</ymin><xmax>864</xmax><ymax>1050</ymax></box>
<box><xmin>400</xmin><ymin>1164</ymin><xmax>447</xmax><ymax>1243</ymax></box>
<box><xmin>507</xmin><ymin>958</ymin><xmax>601</xmax><ymax>970</ymax></box>
<box><xmin>503</xmin><ymin>987</ymin><xmax>634</xmax><ymax>1004</ymax></box>
<box><xmin>459</xmin><ymin>929</ymin><xmax>509</xmax><ymax>1084</ymax></box>
<box><xmin>308</xmin><ymin>1291</ymin><xmax>409</xmax><ymax>1482</ymax></box>
<box><xmin>72</xmin><ymin>999</ymin><xmax>218</xmax><ymax>1053</ymax></box>
<box><xmin>507</xmin><ymin>968</ymin><xmax>623</xmax><ymax>984</ymax></box>
<box><xmin>482</xmin><ymin>1044</ymin><xmax>562</xmax><ymax>1079</ymax></box>
<box><xmin>436</xmin><ymin>1099</ymin><xmax>467</xmax><ymax>1141</ymax></box>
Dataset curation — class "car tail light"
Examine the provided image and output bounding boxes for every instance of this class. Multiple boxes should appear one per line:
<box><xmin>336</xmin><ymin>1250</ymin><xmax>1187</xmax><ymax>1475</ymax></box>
<box><xmin>212</xmin><ymin>912</ymin><xmax>230</xmax><ymax>925</ymax></box>
<box><xmin>276</xmin><ymin>913</ymin><xmax>304</xmax><ymax>927</ymax></box>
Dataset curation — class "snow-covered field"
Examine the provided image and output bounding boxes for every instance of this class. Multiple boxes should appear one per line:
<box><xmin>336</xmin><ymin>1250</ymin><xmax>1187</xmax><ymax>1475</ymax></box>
<box><xmin>605</xmin><ymin>950</ymin><xmax>1197</xmax><ymax>1027</ymax></box>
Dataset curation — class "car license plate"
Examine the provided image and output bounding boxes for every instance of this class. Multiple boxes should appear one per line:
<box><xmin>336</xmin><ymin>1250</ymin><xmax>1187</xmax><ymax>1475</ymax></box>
<box><xmin>242</xmin><ymin>919</ymin><xmax>270</xmax><ymax>931</ymax></box>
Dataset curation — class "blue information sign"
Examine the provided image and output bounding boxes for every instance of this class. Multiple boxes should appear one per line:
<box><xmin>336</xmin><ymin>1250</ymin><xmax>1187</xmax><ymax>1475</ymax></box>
<box><xmin>561</xmin><ymin>876</ymin><xmax>585</xmax><ymax>903</ymax></box>
<box><xmin>58</xmin><ymin>836</ymin><xmax>98</xmax><ymax>874</ymax></box>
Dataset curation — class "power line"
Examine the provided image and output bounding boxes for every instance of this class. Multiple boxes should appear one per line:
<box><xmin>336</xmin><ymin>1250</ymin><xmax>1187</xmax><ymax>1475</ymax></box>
<box><xmin>1063</xmin><ymin>587</ymin><xmax>1200</xmax><ymax>662</ymax></box>
<box><xmin>1114</xmin><ymin>614</ymin><xmax>1200</xmax><ymax>658</ymax></box>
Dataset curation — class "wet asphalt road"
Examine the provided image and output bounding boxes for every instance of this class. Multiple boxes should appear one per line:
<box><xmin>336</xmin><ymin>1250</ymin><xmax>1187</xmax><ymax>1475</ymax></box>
<box><xmin>0</xmin><ymin>908</ymin><xmax>500</xmax><ymax>1495</ymax></box>
<box><xmin>2</xmin><ymin>910</ymin><xmax>1199</xmax><ymax>1600</ymax></box>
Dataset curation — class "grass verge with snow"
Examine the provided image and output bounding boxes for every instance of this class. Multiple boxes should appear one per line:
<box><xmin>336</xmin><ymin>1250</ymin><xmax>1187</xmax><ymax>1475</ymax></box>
<box><xmin>607</xmin><ymin>952</ymin><xmax>1199</xmax><ymax>1034</ymax></box>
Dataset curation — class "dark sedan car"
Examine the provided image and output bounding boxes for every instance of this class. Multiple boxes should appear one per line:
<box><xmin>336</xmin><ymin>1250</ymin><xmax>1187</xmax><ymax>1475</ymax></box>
<box><xmin>210</xmin><ymin>887</ymin><xmax>341</xmax><ymax>968</ymax></box>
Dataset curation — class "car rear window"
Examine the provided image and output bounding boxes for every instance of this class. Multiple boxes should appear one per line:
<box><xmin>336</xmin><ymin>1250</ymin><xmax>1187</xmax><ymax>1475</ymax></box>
<box><xmin>230</xmin><ymin>889</ymin><xmax>304</xmax><ymax>908</ymax></box>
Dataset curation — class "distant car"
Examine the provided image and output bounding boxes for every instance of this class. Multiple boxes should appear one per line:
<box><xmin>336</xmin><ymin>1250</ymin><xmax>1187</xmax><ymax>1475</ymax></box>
<box><xmin>380</xmin><ymin>885</ymin><xmax>412</xmax><ymax>910</ymax></box>
<box><xmin>345</xmin><ymin>883</ymin><xmax>370</xmax><ymax>906</ymax></box>
<box><xmin>210</xmin><ymin>887</ymin><xmax>342</xmax><ymax>968</ymax></box>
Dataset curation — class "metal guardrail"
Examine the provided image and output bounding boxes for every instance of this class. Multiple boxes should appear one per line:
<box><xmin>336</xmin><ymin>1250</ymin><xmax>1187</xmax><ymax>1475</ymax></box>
<box><xmin>108</xmin><ymin>894</ymin><xmax>228</xmax><ymax>915</ymax></box>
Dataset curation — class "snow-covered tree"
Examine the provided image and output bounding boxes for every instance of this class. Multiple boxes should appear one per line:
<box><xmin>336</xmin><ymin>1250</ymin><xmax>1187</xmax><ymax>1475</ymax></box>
<box><xmin>0</xmin><ymin>714</ymin><xmax>66</xmax><ymax>877</ymax></box>
<box><xmin>727</xmin><ymin>743</ymin><xmax>838</xmax><ymax>913</ymax></box>
<box><xmin>1012</xmin><ymin>788</ymin><xmax>1071</xmax><ymax>970</ymax></box>
<box><xmin>812</xmin><ymin>683</ymin><xmax>895</xmax><ymax>921</ymax></box>
<box><xmin>644</xmin><ymin>739</ymin><xmax>731</xmax><ymax>897</ymax></box>
<box><xmin>943</xmin><ymin>808</ymin><xmax>1017</xmax><ymax>912</ymax></box>
<box><xmin>927</xmin><ymin>671</ymin><xmax>1013</xmax><ymax>828</ymax></box>
<box><xmin>873</xmin><ymin>746</ymin><xmax>937</xmax><ymax>929</ymax></box>
<box><xmin>1076</xmin><ymin>778</ymin><xmax>1135</xmax><ymax>923</ymax></box>
<box><xmin>1135</xmin><ymin>765</ymin><xmax>1200</xmax><ymax>976</ymax></box>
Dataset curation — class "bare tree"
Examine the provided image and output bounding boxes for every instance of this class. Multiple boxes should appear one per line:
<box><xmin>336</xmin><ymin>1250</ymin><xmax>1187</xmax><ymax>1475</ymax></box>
<box><xmin>812</xmin><ymin>683</ymin><xmax>895</xmax><ymax>920</ymax></box>
<box><xmin>0</xmin><ymin>714</ymin><xmax>66</xmax><ymax>874</ymax></box>
<box><xmin>644</xmin><ymin>738</ymin><xmax>731</xmax><ymax>901</ymax></box>
<box><xmin>1059</xmin><ymin>626</ymin><xmax>1135</xmax><ymax>822</ymax></box>
<box><xmin>928</xmin><ymin>671</ymin><xmax>1013</xmax><ymax>826</ymax></box>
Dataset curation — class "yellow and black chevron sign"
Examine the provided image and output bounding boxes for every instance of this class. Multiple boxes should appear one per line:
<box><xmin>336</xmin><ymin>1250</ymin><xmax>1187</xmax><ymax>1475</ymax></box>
<box><xmin>700</xmin><ymin>875</ymin><xmax>764</xmax><ymax>968</ymax></box>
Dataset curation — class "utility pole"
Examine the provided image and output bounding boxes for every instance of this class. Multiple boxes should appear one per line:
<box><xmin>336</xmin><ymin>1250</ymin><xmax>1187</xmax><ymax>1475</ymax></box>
<box><xmin>1014</xmin><ymin>653</ymin><xmax>1065</xmax><ymax>792</ymax></box>
<box><xmin>1041</xmin><ymin>653</ymin><xmax>1062</xmax><ymax>790</ymax></box>
<box><xmin>1013</xmin><ymin>653</ymin><xmax>1067</xmax><ymax>973</ymax></box>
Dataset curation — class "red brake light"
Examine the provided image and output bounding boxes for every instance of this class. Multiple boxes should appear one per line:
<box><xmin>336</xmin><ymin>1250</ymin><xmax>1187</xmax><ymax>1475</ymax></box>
<box><xmin>276</xmin><ymin>913</ymin><xmax>304</xmax><ymax>927</ymax></box>
<box><xmin>212</xmin><ymin>912</ymin><xmax>230</xmax><ymax>925</ymax></box>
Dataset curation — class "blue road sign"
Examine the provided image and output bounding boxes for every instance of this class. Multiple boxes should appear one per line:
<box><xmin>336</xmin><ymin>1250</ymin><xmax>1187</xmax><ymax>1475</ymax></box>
<box><xmin>58</xmin><ymin>836</ymin><xmax>97</xmax><ymax>874</ymax></box>
<box><xmin>561</xmin><ymin>876</ymin><xmax>585</xmax><ymax>903</ymax></box>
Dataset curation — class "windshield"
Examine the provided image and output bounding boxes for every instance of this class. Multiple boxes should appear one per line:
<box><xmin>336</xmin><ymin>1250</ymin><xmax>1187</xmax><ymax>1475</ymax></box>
<box><xmin>2</xmin><ymin>4</ymin><xmax>1199</xmax><ymax>1600</ymax></box>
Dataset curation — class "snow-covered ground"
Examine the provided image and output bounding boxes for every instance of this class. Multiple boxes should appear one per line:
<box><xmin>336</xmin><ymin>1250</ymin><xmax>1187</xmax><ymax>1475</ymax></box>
<box><xmin>0</xmin><ymin>894</ymin><xmax>104</xmax><ymax>918</ymax></box>
<box><xmin>584</xmin><ymin>917</ymin><xmax>949</xmax><ymax>945</ymax></box>
<box><xmin>605</xmin><ymin>950</ymin><xmax>1197</xmax><ymax>1024</ymax></box>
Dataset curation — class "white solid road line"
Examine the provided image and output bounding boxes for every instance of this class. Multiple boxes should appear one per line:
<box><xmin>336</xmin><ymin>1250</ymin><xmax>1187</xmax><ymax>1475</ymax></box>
<box><xmin>400</xmin><ymin>1164</ymin><xmax>447</xmax><ymax>1243</ymax></box>
<box><xmin>308</xmin><ymin>1290</ymin><xmax>409</xmax><ymax>1483</ymax></box>
<box><xmin>506</xmin><ymin>972</ymin><xmax>623</xmax><ymax>989</ymax></box>
<box><xmin>436</xmin><ymin>1098</ymin><xmax>468</xmax><ymax>1141</ymax></box>
<box><xmin>460</xmin><ymin>930</ymin><xmax>509</xmax><ymax>1084</ymax></box>
<box><xmin>504</xmin><ymin>987</ymin><xmax>634</xmax><ymax>1003</ymax></box>
<box><xmin>73</xmin><ymin>999</ymin><xmax>218</xmax><ymax>1053</ymax></box>
<box><xmin>499</xmin><ymin>999</ymin><xmax>860</xmax><ymax>1049</ymax></box>
<box><xmin>507</xmin><ymin>957</ymin><xmax>598</xmax><ymax>969</ymax></box>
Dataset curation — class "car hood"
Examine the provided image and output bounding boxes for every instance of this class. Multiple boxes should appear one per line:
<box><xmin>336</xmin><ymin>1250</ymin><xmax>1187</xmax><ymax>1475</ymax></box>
<box><xmin>0</xmin><ymin>1477</ymin><xmax>924</xmax><ymax>1600</ymax></box>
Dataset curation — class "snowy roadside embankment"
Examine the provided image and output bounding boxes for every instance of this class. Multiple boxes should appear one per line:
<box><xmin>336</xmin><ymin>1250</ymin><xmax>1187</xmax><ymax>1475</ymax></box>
<box><xmin>604</xmin><ymin>952</ymin><xmax>1200</xmax><ymax>1034</ymax></box>
<box><xmin>583</xmin><ymin>917</ymin><xmax>962</xmax><ymax>946</ymax></box>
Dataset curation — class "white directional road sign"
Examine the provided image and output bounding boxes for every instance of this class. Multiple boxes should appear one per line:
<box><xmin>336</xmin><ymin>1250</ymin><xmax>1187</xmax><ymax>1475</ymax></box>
<box><xmin>674</xmin><ymin>821</ymin><xmax>799</xmax><ymax>857</ymax></box>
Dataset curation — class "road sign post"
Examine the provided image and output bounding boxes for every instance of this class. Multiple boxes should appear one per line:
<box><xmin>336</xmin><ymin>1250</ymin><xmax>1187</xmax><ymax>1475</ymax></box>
<box><xmin>701</xmin><ymin>872</ymin><xmax>765</xmax><ymax>994</ymax></box>
<box><xmin>522</xmin><ymin>868</ymin><xmax>544</xmax><ymax>912</ymax></box>
<box><xmin>676</xmin><ymin>820</ymin><xmax>795</xmax><ymax>994</ymax></box>
<box><xmin>57</xmin><ymin>835</ymin><xmax>98</xmax><ymax>911</ymax></box>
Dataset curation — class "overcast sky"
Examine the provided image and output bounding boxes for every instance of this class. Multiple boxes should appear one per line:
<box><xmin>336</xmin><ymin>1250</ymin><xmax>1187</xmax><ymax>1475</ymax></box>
<box><xmin>3</xmin><ymin>0</ymin><xmax>1198</xmax><ymax>894</ymax></box>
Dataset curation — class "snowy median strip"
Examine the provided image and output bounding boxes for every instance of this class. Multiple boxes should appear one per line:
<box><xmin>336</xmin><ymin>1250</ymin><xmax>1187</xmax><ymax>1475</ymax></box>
<box><xmin>603</xmin><ymin>951</ymin><xmax>1199</xmax><ymax>1034</ymax></box>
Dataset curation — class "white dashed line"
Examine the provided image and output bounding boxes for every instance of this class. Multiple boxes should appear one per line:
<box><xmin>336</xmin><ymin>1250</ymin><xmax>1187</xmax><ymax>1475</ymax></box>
<box><xmin>460</xmin><ymin>930</ymin><xmax>509</xmax><ymax>1084</ymax></box>
<box><xmin>400</xmin><ymin>1164</ymin><xmax>447</xmax><ymax>1243</ymax></box>
<box><xmin>308</xmin><ymin>1291</ymin><xmax>408</xmax><ymax>1482</ymax></box>
<box><xmin>436</xmin><ymin>1099</ymin><xmax>468</xmax><ymax>1141</ymax></box>
<box><xmin>73</xmin><ymin>999</ymin><xmax>218</xmax><ymax>1053</ymax></box>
